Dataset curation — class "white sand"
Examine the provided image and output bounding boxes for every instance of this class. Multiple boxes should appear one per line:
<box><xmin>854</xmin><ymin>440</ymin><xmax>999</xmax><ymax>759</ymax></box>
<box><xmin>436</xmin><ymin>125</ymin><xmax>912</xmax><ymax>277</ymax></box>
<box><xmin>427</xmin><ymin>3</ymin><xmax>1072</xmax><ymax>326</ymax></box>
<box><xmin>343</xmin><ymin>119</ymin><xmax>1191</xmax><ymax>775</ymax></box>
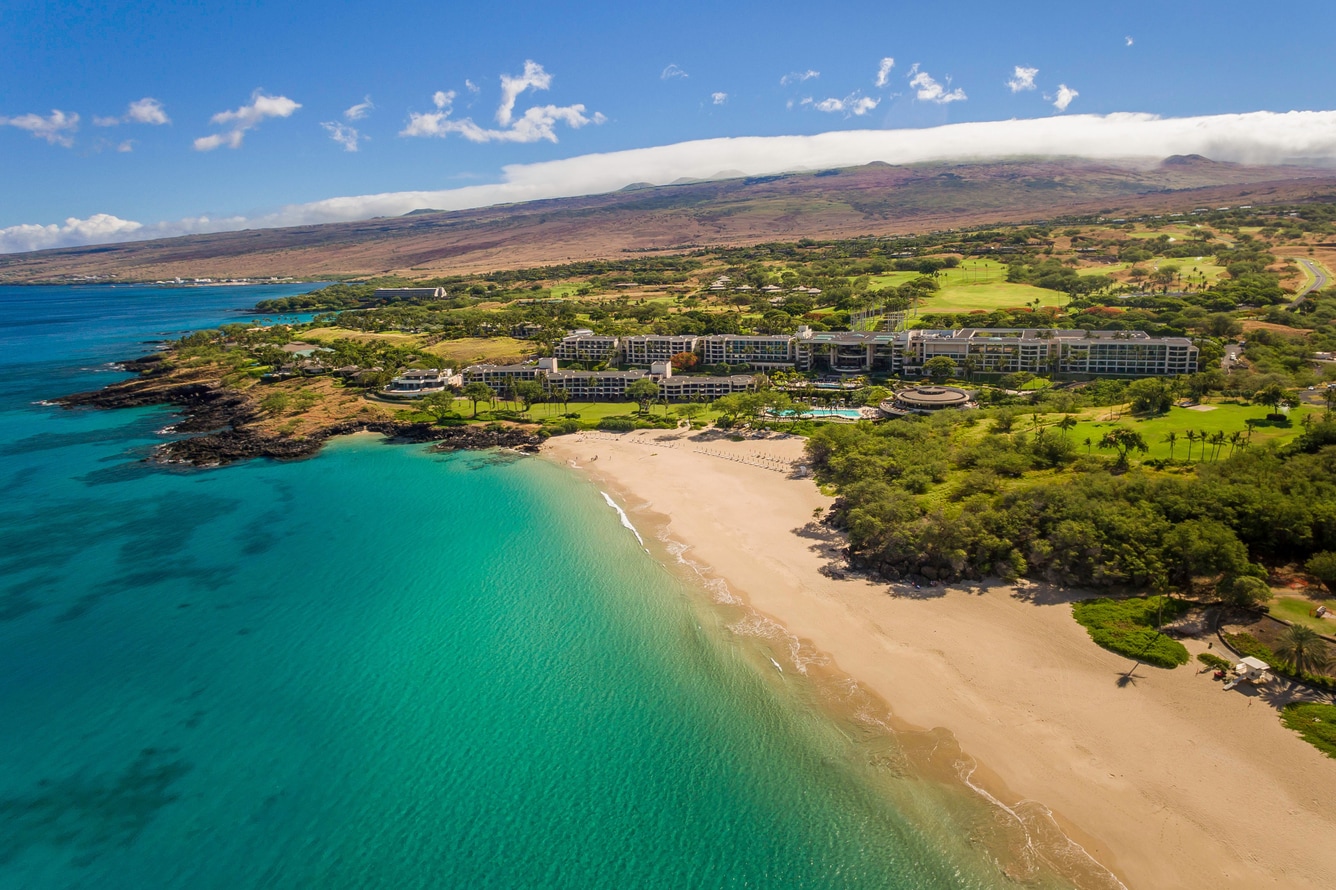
<box><xmin>544</xmin><ymin>428</ymin><xmax>1336</xmax><ymax>889</ymax></box>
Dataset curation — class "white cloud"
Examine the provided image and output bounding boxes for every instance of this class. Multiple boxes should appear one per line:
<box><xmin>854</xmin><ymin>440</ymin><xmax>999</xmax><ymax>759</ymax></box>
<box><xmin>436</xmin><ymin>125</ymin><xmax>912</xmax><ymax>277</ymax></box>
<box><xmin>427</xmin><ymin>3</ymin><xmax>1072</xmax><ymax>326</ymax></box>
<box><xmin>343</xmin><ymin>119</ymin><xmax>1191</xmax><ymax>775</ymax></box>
<box><xmin>94</xmin><ymin>97</ymin><xmax>171</xmax><ymax>128</ymax></box>
<box><xmin>117</xmin><ymin>140</ymin><xmax>135</xmax><ymax>153</ymax></box>
<box><xmin>127</xmin><ymin>98</ymin><xmax>170</xmax><ymax>125</ymax></box>
<box><xmin>321</xmin><ymin>121</ymin><xmax>362</xmax><ymax>151</ymax></box>
<box><xmin>810</xmin><ymin>93</ymin><xmax>880</xmax><ymax>116</ymax></box>
<box><xmin>711</xmin><ymin>92</ymin><xmax>728</xmax><ymax>105</ymax></box>
<box><xmin>908</xmin><ymin>64</ymin><xmax>966</xmax><ymax>104</ymax></box>
<box><xmin>1007</xmin><ymin>66</ymin><xmax>1038</xmax><ymax>93</ymax></box>
<box><xmin>401</xmin><ymin>61</ymin><xmax>603</xmax><ymax>144</ymax></box>
<box><xmin>344</xmin><ymin>96</ymin><xmax>373</xmax><ymax>121</ymax></box>
<box><xmin>465</xmin><ymin>79</ymin><xmax>480</xmax><ymax>94</ymax></box>
<box><xmin>1052</xmin><ymin>84</ymin><xmax>1079</xmax><ymax>112</ymax></box>
<box><xmin>661</xmin><ymin>63</ymin><xmax>688</xmax><ymax>80</ymax></box>
<box><xmin>0</xmin><ymin>110</ymin><xmax>80</xmax><ymax>147</ymax></box>
<box><xmin>12</xmin><ymin>110</ymin><xmax>1336</xmax><ymax>253</ymax></box>
<box><xmin>780</xmin><ymin>70</ymin><xmax>820</xmax><ymax>86</ymax></box>
<box><xmin>0</xmin><ymin>213</ymin><xmax>143</xmax><ymax>252</ymax></box>
<box><xmin>874</xmin><ymin>58</ymin><xmax>895</xmax><ymax>88</ymax></box>
<box><xmin>194</xmin><ymin>91</ymin><xmax>301</xmax><ymax>151</ymax></box>
<box><xmin>1126</xmin><ymin>36</ymin><xmax>1134</xmax><ymax>47</ymax></box>
<box><xmin>498</xmin><ymin>61</ymin><xmax>553</xmax><ymax>126</ymax></box>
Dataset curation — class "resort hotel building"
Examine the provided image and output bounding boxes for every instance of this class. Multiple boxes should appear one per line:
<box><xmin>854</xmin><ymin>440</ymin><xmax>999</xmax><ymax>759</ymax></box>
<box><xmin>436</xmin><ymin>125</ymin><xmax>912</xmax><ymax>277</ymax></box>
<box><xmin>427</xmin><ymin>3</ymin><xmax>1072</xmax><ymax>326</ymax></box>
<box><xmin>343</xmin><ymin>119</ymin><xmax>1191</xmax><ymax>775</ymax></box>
<box><xmin>434</xmin><ymin>326</ymin><xmax>1198</xmax><ymax>404</ymax></box>
<box><xmin>462</xmin><ymin>357</ymin><xmax>755</xmax><ymax>403</ymax></box>
<box><xmin>551</xmin><ymin>327</ymin><xmax>1197</xmax><ymax>378</ymax></box>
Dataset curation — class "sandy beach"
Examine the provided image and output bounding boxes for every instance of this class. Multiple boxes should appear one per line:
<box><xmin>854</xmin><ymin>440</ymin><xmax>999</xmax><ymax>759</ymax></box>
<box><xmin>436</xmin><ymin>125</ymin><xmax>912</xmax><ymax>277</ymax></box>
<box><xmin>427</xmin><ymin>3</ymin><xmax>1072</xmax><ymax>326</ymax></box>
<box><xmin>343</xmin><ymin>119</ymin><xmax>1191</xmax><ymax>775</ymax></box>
<box><xmin>544</xmin><ymin>427</ymin><xmax>1336</xmax><ymax>890</ymax></box>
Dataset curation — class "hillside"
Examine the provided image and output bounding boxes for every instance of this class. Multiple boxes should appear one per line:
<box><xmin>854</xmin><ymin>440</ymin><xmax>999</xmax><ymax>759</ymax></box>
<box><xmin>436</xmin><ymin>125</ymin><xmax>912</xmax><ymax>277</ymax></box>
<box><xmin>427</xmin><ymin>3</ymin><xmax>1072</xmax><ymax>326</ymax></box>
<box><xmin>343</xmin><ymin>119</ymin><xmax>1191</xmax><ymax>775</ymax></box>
<box><xmin>3</xmin><ymin>157</ymin><xmax>1335</xmax><ymax>283</ymax></box>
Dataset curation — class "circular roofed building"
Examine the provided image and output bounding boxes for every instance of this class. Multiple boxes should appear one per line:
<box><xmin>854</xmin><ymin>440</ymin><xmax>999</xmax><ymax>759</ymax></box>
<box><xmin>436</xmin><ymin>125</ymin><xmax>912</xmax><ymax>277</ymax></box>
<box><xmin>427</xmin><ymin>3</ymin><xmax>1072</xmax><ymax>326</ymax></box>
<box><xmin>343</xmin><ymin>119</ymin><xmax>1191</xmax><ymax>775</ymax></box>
<box><xmin>880</xmin><ymin>385</ymin><xmax>976</xmax><ymax>417</ymax></box>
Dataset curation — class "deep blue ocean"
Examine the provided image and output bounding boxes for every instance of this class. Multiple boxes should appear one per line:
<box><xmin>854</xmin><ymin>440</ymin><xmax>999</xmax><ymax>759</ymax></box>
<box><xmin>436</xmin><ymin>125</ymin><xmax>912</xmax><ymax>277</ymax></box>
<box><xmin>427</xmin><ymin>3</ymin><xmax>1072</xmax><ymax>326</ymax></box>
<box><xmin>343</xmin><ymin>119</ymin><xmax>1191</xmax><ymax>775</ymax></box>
<box><xmin>0</xmin><ymin>285</ymin><xmax>1077</xmax><ymax>889</ymax></box>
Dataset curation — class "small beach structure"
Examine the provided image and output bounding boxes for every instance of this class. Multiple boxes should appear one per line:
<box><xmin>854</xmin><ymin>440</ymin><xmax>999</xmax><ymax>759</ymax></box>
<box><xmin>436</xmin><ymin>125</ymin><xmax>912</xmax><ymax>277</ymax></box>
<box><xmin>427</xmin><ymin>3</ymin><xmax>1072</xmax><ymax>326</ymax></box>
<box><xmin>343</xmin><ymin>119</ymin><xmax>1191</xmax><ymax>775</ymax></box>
<box><xmin>1223</xmin><ymin>656</ymin><xmax>1272</xmax><ymax>690</ymax></box>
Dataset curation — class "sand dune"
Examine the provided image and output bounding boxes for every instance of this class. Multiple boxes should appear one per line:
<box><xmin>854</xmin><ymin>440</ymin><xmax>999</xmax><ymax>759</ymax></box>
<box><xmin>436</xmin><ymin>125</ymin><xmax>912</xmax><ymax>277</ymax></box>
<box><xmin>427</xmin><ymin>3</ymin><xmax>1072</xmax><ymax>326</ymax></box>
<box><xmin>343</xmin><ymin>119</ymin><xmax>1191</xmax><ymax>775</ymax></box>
<box><xmin>544</xmin><ymin>428</ymin><xmax>1336</xmax><ymax>890</ymax></box>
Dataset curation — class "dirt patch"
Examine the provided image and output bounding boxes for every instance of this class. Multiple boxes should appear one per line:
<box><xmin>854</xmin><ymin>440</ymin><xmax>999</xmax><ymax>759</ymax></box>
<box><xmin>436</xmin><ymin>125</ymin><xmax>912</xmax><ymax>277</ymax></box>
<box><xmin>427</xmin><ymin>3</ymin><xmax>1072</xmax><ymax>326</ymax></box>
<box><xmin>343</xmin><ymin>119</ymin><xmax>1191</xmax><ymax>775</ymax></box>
<box><xmin>1242</xmin><ymin>319</ymin><xmax>1312</xmax><ymax>335</ymax></box>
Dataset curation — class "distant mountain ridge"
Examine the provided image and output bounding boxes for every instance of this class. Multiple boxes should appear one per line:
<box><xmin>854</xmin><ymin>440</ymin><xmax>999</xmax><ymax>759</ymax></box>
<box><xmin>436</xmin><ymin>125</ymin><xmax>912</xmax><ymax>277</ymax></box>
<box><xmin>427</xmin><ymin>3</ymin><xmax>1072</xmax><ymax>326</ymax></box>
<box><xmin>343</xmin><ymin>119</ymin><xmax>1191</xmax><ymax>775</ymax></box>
<box><xmin>3</xmin><ymin>157</ymin><xmax>1335</xmax><ymax>283</ymax></box>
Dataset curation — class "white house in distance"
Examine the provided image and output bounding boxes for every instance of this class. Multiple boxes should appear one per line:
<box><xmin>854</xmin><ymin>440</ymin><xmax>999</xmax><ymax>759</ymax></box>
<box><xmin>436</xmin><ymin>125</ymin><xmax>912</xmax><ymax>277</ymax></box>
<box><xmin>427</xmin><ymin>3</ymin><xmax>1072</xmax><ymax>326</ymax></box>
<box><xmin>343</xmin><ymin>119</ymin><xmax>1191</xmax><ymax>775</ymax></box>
<box><xmin>383</xmin><ymin>368</ymin><xmax>460</xmax><ymax>397</ymax></box>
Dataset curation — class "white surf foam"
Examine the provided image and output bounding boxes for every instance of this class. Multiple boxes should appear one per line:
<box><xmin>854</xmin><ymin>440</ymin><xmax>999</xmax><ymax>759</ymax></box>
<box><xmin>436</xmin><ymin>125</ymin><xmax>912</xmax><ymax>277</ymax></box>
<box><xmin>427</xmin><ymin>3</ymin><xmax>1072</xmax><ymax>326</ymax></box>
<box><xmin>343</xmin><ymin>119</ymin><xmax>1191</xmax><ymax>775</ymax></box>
<box><xmin>600</xmin><ymin>491</ymin><xmax>645</xmax><ymax>547</ymax></box>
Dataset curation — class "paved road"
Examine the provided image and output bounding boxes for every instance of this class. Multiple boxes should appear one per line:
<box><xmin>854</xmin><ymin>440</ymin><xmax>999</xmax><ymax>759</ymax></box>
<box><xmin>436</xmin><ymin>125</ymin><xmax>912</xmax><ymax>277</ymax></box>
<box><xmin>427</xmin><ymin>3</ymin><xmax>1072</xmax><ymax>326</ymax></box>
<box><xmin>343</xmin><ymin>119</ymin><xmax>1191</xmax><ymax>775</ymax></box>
<box><xmin>1290</xmin><ymin>257</ymin><xmax>1330</xmax><ymax>308</ymax></box>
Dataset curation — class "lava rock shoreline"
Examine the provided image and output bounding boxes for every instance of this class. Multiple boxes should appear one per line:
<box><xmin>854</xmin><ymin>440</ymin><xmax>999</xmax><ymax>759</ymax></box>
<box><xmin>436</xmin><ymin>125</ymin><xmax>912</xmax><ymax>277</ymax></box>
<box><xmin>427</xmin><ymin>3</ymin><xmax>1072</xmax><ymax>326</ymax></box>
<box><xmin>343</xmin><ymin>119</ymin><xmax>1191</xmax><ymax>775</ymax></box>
<box><xmin>57</xmin><ymin>355</ymin><xmax>544</xmax><ymax>467</ymax></box>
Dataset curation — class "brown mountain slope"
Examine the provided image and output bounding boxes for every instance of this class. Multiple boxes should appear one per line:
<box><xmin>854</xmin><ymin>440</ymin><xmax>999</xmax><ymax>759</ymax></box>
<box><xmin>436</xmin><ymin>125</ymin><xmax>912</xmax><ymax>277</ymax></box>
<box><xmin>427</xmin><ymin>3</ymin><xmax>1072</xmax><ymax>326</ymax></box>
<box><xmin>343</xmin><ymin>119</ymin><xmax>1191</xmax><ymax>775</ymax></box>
<box><xmin>4</xmin><ymin>157</ymin><xmax>1335</xmax><ymax>282</ymax></box>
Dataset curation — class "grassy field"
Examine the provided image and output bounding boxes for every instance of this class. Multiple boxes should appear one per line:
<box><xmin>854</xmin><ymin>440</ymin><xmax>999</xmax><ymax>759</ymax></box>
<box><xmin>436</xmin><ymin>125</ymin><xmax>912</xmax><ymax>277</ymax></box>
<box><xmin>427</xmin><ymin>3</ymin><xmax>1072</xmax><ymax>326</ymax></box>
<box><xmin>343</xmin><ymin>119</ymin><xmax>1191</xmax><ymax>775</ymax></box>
<box><xmin>439</xmin><ymin>398</ymin><xmax>723</xmax><ymax>426</ymax></box>
<box><xmin>1045</xmin><ymin>402</ymin><xmax>1319</xmax><ymax>461</ymax></box>
<box><xmin>303</xmin><ymin>326</ymin><xmax>421</xmax><ymax>344</ymax></box>
<box><xmin>1269</xmin><ymin>594</ymin><xmax>1336</xmax><ymax>634</ymax></box>
<box><xmin>878</xmin><ymin>260</ymin><xmax>1069</xmax><ymax>313</ymax></box>
<box><xmin>424</xmin><ymin>337</ymin><xmax>533</xmax><ymax>365</ymax></box>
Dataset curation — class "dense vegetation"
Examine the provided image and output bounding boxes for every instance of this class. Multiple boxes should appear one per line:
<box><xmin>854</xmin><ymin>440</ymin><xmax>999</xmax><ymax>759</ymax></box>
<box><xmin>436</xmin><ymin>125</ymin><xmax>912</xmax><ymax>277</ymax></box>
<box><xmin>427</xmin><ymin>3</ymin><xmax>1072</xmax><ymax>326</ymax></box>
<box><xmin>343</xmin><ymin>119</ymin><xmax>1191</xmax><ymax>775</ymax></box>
<box><xmin>1071</xmin><ymin>596</ymin><xmax>1191</xmax><ymax>667</ymax></box>
<box><xmin>1281</xmin><ymin>702</ymin><xmax>1336</xmax><ymax>758</ymax></box>
<box><xmin>805</xmin><ymin>407</ymin><xmax>1336</xmax><ymax>592</ymax></box>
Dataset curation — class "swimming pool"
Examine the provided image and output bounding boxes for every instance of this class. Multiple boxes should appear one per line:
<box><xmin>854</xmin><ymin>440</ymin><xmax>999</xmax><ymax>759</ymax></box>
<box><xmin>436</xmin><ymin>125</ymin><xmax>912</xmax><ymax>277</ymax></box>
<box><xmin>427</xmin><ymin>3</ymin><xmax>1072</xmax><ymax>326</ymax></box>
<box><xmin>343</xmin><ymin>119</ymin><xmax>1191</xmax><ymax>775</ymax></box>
<box><xmin>772</xmin><ymin>407</ymin><xmax>867</xmax><ymax>420</ymax></box>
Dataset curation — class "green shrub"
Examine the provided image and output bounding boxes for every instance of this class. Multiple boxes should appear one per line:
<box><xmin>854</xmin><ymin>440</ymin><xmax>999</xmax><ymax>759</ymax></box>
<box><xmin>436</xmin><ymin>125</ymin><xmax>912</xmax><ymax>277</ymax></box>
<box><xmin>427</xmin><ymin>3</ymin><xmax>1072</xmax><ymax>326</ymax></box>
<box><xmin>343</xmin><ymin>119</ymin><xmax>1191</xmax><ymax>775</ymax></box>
<box><xmin>1197</xmin><ymin>652</ymin><xmax>1232</xmax><ymax>671</ymax></box>
<box><xmin>546</xmin><ymin>419</ymin><xmax>582</xmax><ymax>436</ymax></box>
<box><xmin>1281</xmin><ymin>702</ymin><xmax>1336</xmax><ymax>758</ymax></box>
<box><xmin>1071</xmin><ymin>596</ymin><xmax>1191</xmax><ymax>668</ymax></box>
<box><xmin>598</xmin><ymin>416</ymin><xmax>637</xmax><ymax>431</ymax></box>
<box><xmin>1223</xmin><ymin>631</ymin><xmax>1277</xmax><ymax>664</ymax></box>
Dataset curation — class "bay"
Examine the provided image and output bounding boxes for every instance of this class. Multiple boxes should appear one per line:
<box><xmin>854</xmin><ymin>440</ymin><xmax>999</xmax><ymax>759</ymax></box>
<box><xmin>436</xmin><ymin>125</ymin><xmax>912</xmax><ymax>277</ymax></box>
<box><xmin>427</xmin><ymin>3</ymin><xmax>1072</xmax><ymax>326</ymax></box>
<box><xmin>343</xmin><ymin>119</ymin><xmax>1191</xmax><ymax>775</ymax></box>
<box><xmin>0</xmin><ymin>284</ymin><xmax>1055</xmax><ymax>889</ymax></box>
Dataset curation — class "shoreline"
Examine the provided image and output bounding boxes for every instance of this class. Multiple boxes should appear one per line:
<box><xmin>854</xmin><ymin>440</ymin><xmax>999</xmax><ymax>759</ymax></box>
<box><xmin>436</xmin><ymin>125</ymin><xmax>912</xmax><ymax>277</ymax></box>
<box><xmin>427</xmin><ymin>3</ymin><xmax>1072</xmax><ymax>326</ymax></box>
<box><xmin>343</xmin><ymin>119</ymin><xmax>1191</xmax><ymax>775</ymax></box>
<box><xmin>543</xmin><ymin>428</ymin><xmax>1336</xmax><ymax>890</ymax></box>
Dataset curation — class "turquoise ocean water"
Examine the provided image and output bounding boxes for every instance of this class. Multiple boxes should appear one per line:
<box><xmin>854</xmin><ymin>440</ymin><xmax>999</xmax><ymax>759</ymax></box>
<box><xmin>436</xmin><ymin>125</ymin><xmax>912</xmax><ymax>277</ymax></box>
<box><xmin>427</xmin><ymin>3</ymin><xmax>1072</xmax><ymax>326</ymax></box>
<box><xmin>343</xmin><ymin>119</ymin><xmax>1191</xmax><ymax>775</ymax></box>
<box><xmin>0</xmin><ymin>285</ymin><xmax>1083</xmax><ymax>888</ymax></box>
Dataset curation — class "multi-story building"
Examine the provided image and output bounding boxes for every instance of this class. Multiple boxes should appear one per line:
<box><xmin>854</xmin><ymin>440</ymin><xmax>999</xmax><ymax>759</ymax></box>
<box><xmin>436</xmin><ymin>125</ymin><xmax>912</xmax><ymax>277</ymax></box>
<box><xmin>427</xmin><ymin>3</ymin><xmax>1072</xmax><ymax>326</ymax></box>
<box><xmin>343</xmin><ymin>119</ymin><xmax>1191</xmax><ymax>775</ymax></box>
<box><xmin>373</xmin><ymin>287</ymin><xmax>446</xmax><ymax>300</ymax></box>
<box><xmin>462</xmin><ymin>357</ymin><xmax>557</xmax><ymax>388</ymax></box>
<box><xmin>622</xmin><ymin>335</ymin><xmax>700</xmax><ymax>366</ymax></box>
<box><xmin>794</xmin><ymin>330</ymin><xmax>906</xmax><ymax>373</ymax></box>
<box><xmin>699</xmin><ymin>335</ymin><xmax>797</xmax><ymax>369</ymax></box>
<box><xmin>656</xmin><ymin>373</ymin><xmax>757</xmax><ymax>401</ymax></box>
<box><xmin>546</xmin><ymin>368</ymin><xmax>649</xmax><ymax>401</ymax></box>
<box><xmin>791</xmin><ymin>326</ymin><xmax>1198</xmax><ymax>377</ymax></box>
<box><xmin>553</xmin><ymin>330</ymin><xmax>620</xmax><ymax>364</ymax></box>
<box><xmin>906</xmin><ymin>329</ymin><xmax>1198</xmax><ymax>377</ymax></box>
<box><xmin>461</xmin><ymin>359</ymin><xmax>755</xmax><ymax>402</ymax></box>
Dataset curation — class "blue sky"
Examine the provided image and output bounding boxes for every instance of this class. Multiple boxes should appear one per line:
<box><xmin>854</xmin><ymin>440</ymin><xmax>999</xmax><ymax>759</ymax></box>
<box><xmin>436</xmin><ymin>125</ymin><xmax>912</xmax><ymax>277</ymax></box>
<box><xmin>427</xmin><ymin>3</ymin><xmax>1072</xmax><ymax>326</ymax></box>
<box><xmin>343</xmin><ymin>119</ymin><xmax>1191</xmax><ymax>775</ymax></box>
<box><xmin>3</xmin><ymin>0</ymin><xmax>1335</xmax><ymax>252</ymax></box>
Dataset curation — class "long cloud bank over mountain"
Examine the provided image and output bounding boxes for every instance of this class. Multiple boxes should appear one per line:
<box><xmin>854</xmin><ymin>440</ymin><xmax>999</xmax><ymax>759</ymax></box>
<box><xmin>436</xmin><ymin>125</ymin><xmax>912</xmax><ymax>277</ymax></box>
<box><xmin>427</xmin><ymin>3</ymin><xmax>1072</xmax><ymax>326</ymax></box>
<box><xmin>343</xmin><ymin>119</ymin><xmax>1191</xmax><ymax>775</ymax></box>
<box><xmin>5</xmin><ymin>110</ymin><xmax>1336</xmax><ymax>254</ymax></box>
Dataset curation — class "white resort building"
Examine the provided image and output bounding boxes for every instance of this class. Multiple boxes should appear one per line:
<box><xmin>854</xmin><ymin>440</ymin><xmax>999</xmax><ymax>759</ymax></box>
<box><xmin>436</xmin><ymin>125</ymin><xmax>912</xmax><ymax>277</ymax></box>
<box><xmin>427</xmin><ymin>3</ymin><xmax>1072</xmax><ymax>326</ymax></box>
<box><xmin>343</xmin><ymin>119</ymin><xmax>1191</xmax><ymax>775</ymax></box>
<box><xmin>384</xmin><ymin>368</ymin><xmax>461</xmax><ymax>396</ymax></box>
<box><xmin>373</xmin><ymin>287</ymin><xmax>447</xmax><ymax>300</ymax></box>
<box><xmin>462</xmin><ymin>358</ymin><xmax>755</xmax><ymax>402</ymax></box>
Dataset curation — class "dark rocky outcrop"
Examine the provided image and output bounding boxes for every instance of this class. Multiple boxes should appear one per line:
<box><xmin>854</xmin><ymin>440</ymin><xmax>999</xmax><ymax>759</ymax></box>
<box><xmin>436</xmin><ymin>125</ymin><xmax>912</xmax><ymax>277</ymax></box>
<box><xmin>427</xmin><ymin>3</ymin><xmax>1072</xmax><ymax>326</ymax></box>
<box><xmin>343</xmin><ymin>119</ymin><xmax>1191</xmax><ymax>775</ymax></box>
<box><xmin>58</xmin><ymin>362</ymin><xmax>543</xmax><ymax>468</ymax></box>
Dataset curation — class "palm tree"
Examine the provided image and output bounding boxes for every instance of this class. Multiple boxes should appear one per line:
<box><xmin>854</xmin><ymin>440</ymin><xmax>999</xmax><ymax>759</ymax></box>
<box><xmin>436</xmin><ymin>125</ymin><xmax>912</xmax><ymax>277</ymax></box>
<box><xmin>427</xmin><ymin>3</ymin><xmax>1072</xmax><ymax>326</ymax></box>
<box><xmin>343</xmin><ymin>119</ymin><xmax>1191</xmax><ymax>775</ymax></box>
<box><xmin>1083</xmin><ymin>436</ymin><xmax>1092</xmax><ymax>454</ymax></box>
<box><xmin>1057</xmin><ymin>415</ymin><xmax>1078</xmax><ymax>440</ymax></box>
<box><xmin>1274</xmin><ymin>625</ymin><xmax>1333</xmax><ymax>678</ymax></box>
<box><xmin>1163</xmin><ymin>431</ymin><xmax>1178</xmax><ymax>461</ymax></box>
<box><xmin>1184</xmin><ymin>429</ymin><xmax>1199</xmax><ymax>461</ymax></box>
<box><xmin>1227</xmin><ymin>430</ymin><xmax>1244</xmax><ymax>457</ymax></box>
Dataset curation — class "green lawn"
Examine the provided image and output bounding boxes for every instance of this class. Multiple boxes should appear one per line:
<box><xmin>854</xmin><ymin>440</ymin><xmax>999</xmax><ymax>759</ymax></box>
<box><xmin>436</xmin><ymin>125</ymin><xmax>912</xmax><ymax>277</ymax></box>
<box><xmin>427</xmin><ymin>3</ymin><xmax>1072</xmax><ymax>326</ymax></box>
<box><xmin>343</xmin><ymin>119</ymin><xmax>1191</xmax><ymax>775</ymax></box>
<box><xmin>1269</xmin><ymin>594</ymin><xmax>1336</xmax><ymax>634</ymax></box>
<box><xmin>1052</xmin><ymin>403</ymin><xmax>1317</xmax><ymax>461</ymax></box>
<box><xmin>451</xmin><ymin>399</ymin><xmax>723</xmax><ymax>426</ymax></box>
<box><xmin>868</xmin><ymin>261</ymin><xmax>1065</xmax><ymax>313</ymax></box>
